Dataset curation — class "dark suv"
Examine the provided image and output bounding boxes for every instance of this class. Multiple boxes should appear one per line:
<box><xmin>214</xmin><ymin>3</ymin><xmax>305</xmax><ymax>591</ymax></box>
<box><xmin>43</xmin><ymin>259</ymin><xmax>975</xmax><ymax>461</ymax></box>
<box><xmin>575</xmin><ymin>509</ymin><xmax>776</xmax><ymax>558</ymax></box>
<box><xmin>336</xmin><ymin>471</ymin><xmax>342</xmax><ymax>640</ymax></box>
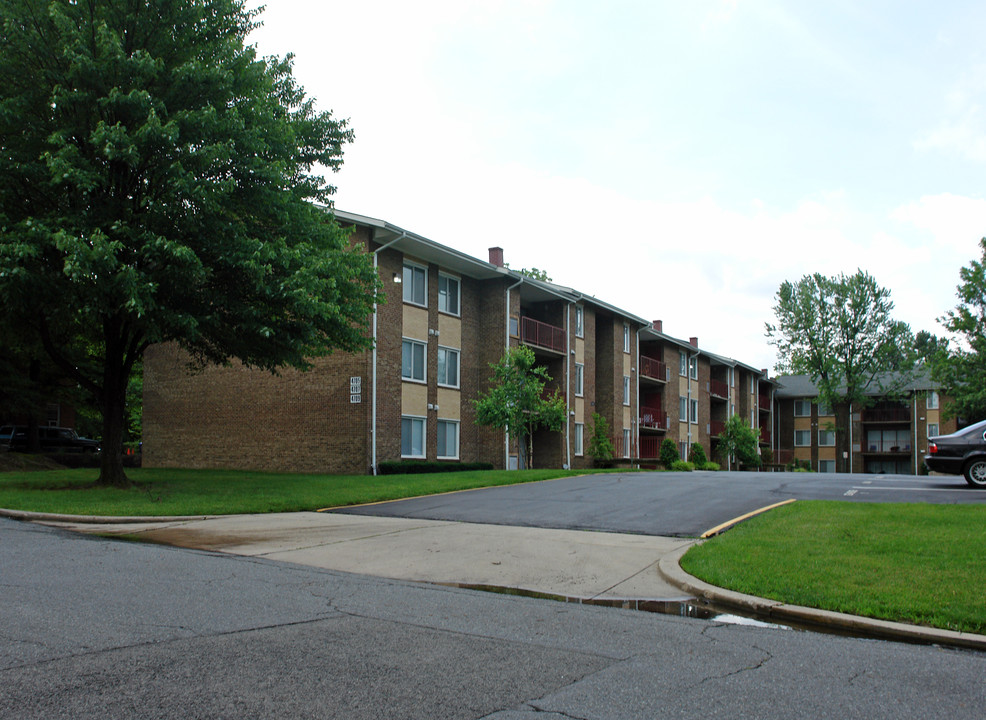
<box><xmin>925</xmin><ymin>419</ymin><xmax>986</xmax><ymax>487</ymax></box>
<box><xmin>1</xmin><ymin>426</ymin><xmax>100</xmax><ymax>454</ymax></box>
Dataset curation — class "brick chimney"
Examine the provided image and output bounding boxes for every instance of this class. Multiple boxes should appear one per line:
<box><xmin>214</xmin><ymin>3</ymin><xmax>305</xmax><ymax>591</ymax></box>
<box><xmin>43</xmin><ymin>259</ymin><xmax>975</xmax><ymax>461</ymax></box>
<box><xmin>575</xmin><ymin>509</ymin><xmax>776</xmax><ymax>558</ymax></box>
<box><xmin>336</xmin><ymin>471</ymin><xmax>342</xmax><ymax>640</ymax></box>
<box><xmin>489</xmin><ymin>247</ymin><xmax>504</xmax><ymax>267</ymax></box>
<box><xmin>652</xmin><ymin>320</ymin><xmax>663</xmax><ymax>332</ymax></box>
<box><xmin>689</xmin><ymin>337</ymin><xmax>699</xmax><ymax>348</ymax></box>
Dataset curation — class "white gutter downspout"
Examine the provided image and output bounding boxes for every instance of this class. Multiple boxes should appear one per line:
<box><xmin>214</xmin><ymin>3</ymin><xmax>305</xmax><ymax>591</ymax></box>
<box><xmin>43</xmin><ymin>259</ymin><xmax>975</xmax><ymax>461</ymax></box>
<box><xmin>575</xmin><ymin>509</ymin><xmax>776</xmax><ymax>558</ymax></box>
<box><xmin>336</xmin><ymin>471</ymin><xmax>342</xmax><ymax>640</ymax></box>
<box><xmin>565</xmin><ymin>302</ymin><xmax>572</xmax><ymax>470</ymax></box>
<box><xmin>636</xmin><ymin>327</ymin><xmax>643</xmax><ymax>461</ymax></box>
<box><xmin>371</xmin><ymin>231</ymin><xmax>407</xmax><ymax>475</ymax></box>
<box><xmin>686</xmin><ymin>348</ymin><xmax>699</xmax><ymax>450</ymax></box>
<box><xmin>849</xmin><ymin>401</ymin><xmax>854</xmax><ymax>473</ymax></box>
<box><xmin>914</xmin><ymin>394</ymin><xmax>919</xmax><ymax>475</ymax></box>
<box><xmin>505</xmin><ymin>276</ymin><xmax>524</xmax><ymax>469</ymax></box>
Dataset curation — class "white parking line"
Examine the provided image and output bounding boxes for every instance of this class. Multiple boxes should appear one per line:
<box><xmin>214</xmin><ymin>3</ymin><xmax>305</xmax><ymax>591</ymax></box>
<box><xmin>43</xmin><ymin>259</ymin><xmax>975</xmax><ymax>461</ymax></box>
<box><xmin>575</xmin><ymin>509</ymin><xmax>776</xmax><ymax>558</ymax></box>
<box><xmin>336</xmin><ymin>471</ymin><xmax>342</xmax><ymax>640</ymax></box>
<box><xmin>851</xmin><ymin>486</ymin><xmax>986</xmax><ymax>493</ymax></box>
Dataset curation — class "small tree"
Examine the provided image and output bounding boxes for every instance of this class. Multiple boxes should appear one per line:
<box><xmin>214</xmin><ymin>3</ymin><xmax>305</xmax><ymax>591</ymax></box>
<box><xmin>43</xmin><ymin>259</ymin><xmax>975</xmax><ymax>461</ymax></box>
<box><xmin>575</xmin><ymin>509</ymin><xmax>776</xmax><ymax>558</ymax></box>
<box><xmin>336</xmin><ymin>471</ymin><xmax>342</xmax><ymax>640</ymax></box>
<box><xmin>587</xmin><ymin>413</ymin><xmax>615</xmax><ymax>465</ymax></box>
<box><xmin>659</xmin><ymin>438</ymin><xmax>679</xmax><ymax>470</ymax></box>
<box><xmin>688</xmin><ymin>443</ymin><xmax>707</xmax><ymax>466</ymax></box>
<box><xmin>473</xmin><ymin>346</ymin><xmax>567</xmax><ymax>469</ymax></box>
<box><xmin>717</xmin><ymin>415</ymin><xmax>761</xmax><ymax>470</ymax></box>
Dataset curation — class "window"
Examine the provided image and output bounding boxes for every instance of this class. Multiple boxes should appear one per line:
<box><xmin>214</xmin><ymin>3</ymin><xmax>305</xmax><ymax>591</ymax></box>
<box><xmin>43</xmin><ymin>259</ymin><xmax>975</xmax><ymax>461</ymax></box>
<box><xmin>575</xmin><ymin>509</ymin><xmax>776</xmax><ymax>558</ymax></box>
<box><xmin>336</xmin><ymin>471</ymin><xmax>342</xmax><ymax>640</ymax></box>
<box><xmin>622</xmin><ymin>429</ymin><xmax>631</xmax><ymax>458</ymax></box>
<box><xmin>437</xmin><ymin>347</ymin><xmax>459</xmax><ymax>387</ymax></box>
<box><xmin>817</xmin><ymin>402</ymin><xmax>833</xmax><ymax>416</ymax></box>
<box><xmin>574</xmin><ymin>423</ymin><xmax>584</xmax><ymax>456</ymax></box>
<box><xmin>794</xmin><ymin>429</ymin><xmax>811</xmax><ymax>447</ymax></box>
<box><xmin>927</xmin><ymin>423</ymin><xmax>939</xmax><ymax>438</ymax></box>
<box><xmin>438</xmin><ymin>273</ymin><xmax>459</xmax><ymax>315</ymax></box>
<box><xmin>623</xmin><ymin>376</ymin><xmax>631</xmax><ymax>406</ymax></box>
<box><xmin>679</xmin><ymin>353</ymin><xmax>687</xmax><ymax>377</ymax></box>
<box><xmin>402</xmin><ymin>263</ymin><xmax>426</xmax><ymax>306</ymax></box>
<box><xmin>401</xmin><ymin>339</ymin><xmax>426</xmax><ymax>382</ymax></box>
<box><xmin>927</xmin><ymin>391</ymin><xmax>940</xmax><ymax>410</ymax></box>
<box><xmin>575</xmin><ymin>306</ymin><xmax>584</xmax><ymax>338</ymax></box>
<box><xmin>509</xmin><ymin>316</ymin><xmax>519</xmax><ymax>337</ymax></box>
<box><xmin>818</xmin><ymin>460</ymin><xmax>835</xmax><ymax>473</ymax></box>
<box><xmin>401</xmin><ymin>416</ymin><xmax>425</xmax><ymax>457</ymax></box>
<box><xmin>679</xmin><ymin>396</ymin><xmax>687</xmax><ymax>423</ymax></box>
<box><xmin>575</xmin><ymin>363</ymin><xmax>584</xmax><ymax>397</ymax></box>
<box><xmin>689</xmin><ymin>356</ymin><xmax>698</xmax><ymax>380</ymax></box>
<box><xmin>623</xmin><ymin>323</ymin><xmax>631</xmax><ymax>353</ymax></box>
<box><xmin>818</xmin><ymin>429</ymin><xmax>835</xmax><ymax>446</ymax></box>
<box><xmin>689</xmin><ymin>398</ymin><xmax>698</xmax><ymax>424</ymax></box>
<box><xmin>678</xmin><ymin>441</ymin><xmax>688</xmax><ymax>461</ymax></box>
<box><xmin>437</xmin><ymin>420</ymin><xmax>458</xmax><ymax>459</ymax></box>
<box><xmin>794</xmin><ymin>400</ymin><xmax>812</xmax><ymax>417</ymax></box>
<box><xmin>729</xmin><ymin>367</ymin><xmax>735</xmax><ymax>388</ymax></box>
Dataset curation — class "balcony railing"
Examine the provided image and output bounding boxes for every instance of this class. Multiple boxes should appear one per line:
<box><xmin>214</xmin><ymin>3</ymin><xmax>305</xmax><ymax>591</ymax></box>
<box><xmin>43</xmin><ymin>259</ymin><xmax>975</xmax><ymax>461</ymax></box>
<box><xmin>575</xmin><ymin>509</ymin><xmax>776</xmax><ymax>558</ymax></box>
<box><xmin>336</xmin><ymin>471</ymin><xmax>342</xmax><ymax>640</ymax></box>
<box><xmin>710</xmin><ymin>379</ymin><xmax>728</xmax><ymax>399</ymax></box>
<box><xmin>710</xmin><ymin>420</ymin><xmax>726</xmax><ymax>436</ymax></box>
<box><xmin>640</xmin><ymin>406</ymin><xmax>668</xmax><ymax>431</ymax></box>
<box><xmin>861</xmin><ymin>408</ymin><xmax>911</xmax><ymax>423</ymax></box>
<box><xmin>640</xmin><ymin>355</ymin><xmax>668</xmax><ymax>382</ymax></box>
<box><xmin>863</xmin><ymin>441</ymin><xmax>912</xmax><ymax>453</ymax></box>
<box><xmin>520</xmin><ymin>316</ymin><xmax>567</xmax><ymax>354</ymax></box>
<box><xmin>758</xmin><ymin>395</ymin><xmax>771</xmax><ymax>411</ymax></box>
<box><xmin>639</xmin><ymin>436</ymin><xmax>662</xmax><ymax>459</ymax></box>
<box><xmin>759</xmin><ymin>427</ymin><xmax>771</xmax><ymax>445</ymax></box>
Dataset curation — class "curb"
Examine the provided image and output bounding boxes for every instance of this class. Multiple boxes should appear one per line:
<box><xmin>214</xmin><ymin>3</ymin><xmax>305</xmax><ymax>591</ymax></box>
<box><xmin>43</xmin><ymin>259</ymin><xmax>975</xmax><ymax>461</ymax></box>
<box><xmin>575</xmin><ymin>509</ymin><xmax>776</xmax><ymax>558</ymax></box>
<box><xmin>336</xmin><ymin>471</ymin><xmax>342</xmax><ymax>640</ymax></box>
<box><xmin>0</xmin><ymin>508</ymin><xmax>219</xmax><ymax>524</ymax></box>
<box><xmin>657</xmin><ymin>542</ymin><xmax>986</xmax><ymax>652</ymax></box>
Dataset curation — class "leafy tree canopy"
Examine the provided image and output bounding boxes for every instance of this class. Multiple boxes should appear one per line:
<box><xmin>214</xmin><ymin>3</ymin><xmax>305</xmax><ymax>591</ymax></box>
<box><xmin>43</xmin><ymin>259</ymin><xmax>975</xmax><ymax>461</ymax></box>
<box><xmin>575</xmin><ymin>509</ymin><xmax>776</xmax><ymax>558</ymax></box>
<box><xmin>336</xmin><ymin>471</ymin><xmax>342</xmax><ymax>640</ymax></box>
<box><xmin>0</xmin><ymin>0</ymin><xmax>381</xmax><ymax>485</ymax></box>
<box><xmin>472</xmin><ymin>346</ymin><xmax>566</xmax><ymax>469</ymax></box>
<box><xmin>934</xmin><ymin>238</ymin><xmax>986</xmax><ymax>421</ymax></box>
<box><xmin>716</xmin><ymin>415</ymin><xmax>761</xmax><ymax>469</ymax></box>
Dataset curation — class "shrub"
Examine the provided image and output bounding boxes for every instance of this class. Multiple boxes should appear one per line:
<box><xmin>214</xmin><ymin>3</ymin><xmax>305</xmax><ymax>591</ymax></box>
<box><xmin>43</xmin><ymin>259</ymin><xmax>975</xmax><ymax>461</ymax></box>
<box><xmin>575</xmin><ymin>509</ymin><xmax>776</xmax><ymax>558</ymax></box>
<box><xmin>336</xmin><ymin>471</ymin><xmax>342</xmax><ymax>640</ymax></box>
<box><xmin>701</xmin><ymin>461</ymin><xmax>720</xmax><ymax>471</ymax></box>
<box><xmin>587</xmin><ymin>413</ymin><xmax>616</xmax><ymax>465</ymax></box>
<box><xmin>378</xmin><ymin>461</ymin><xmax>494</xmax><ymax>475</ymax></box>
<box><xmin>671</xmin><ymin>460</ymin><xmax>695</xmax><ymax>472</ymax></box>
<box><xmin>659</xmin><ymin>438</ymin><xmax>679</xmax><ymax>470</ymax></box>
<box><xmin>688</xmin><ymin>443</ymin><xmax>707</xmax><ymax>466</ymax></box>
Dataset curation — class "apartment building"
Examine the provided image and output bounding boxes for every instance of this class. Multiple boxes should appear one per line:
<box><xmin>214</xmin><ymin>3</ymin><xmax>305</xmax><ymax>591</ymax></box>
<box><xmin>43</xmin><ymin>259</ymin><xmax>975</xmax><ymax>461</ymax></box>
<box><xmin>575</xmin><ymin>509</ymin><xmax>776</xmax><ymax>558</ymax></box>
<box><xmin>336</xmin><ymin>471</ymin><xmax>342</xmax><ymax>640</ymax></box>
<box><xmin>773</xmin><ymin>373</ymin><xmax>955</xmax><ymax>474</ymax></box>
<box><xmin>143</xmin><ymin>210</ymin><xmax>773</xmax><ymax>474</ymax></box>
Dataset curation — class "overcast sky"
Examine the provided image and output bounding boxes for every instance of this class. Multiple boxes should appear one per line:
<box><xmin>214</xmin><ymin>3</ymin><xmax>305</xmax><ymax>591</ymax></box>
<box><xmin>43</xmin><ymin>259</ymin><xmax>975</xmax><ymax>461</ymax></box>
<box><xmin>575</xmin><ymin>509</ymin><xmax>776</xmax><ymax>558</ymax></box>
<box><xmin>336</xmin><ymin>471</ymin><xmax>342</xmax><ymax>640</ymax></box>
<box><xmin>247</xmin><ymin>0</ymin><xmax>986</xmax><ymax>372</ymax></box>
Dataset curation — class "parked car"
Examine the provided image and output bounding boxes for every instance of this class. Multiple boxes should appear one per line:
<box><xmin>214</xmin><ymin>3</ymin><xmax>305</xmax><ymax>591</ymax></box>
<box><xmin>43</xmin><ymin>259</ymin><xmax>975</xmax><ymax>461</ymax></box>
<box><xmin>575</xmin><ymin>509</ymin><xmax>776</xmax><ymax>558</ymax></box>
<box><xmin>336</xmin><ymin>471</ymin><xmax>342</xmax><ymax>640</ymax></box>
<box><xmin>3</xmin><ymin>426</ymin><xmax>101</xmax><ymax>454</ymax></box>
<box><xmin>925</xmin><ymin>419</ymin><xmax>986</xmax><ymax>487</ymax></box>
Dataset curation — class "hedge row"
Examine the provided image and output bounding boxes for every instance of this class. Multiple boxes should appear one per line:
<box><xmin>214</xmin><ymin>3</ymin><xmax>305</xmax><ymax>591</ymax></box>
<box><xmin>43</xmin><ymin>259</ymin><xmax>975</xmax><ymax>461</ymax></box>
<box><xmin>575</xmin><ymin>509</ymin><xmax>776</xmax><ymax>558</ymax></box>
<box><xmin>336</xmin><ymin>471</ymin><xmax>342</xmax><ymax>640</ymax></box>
<box><xmin>377</xmin><ymin>461</ymin><xmax>495</xmax><ymax>475</ymax></box>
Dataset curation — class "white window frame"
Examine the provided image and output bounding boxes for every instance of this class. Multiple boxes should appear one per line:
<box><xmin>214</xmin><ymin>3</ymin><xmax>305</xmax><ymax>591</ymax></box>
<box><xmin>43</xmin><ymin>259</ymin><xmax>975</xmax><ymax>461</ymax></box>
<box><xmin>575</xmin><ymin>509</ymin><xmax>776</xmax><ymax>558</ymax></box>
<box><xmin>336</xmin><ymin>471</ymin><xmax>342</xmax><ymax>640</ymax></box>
<box><xmin>401</xmin><ymin>338</ymin><xmax>426</xmax><ymax>383</ymax></box>
<box><xmin>575</xmin><ymin>306</ymin><xmax>584</xmax><ymax>338</ymax></box>
<box><xmin>794</xmin><ymin>400</ymin><xmax>812</xmax><ymax>417</ymax></box>
<box><xmin>623</xmin><ymin>323</ymin><xmax>631</xmax><ymax>353</ymax></box>
<box><xmin>818</xmin><ymin>428</ymin><xmax>836</xmax><ymax>447</ymax></box>
<box><xmin>402</xmin><ymin>262</ymin><xmax>427</xmax><ymax>307</ymax></box>
<box><xmin>574</xmin><ymin>423</ymin><xmax>584</xmax><ymax>456</ymax></box>
<box><xmin>575</xmin><ymin>363</ymin><xmax>584</xmax><ymax>397</ymax></box>
<box><xmin>438</xmin><ymin>272</ymin><xmax>460</xmax><ymax>316</ymax></box>
<box><xmin>401</xmin><ymin>416</ymin><xmax>426</xmax><ymax>458</ymax></box>
<box><xmin>436</xmin><ymin>419</ymin><xmax>459</xmax><ymax>459</ymax></box>
<box><xmin>818</xmin><ymin>460</ymin><xmax>835</xmax><ymax>473</ymax></box>
<box><xmin>689</xmin><ymin>356</ymin><xmax>698</xmax><ymax>380</ymax></box>
<box><xmin>679</xmin><ymin>396</ymin><xmax>688</xmax><ymax>423</ymax></box>
<box><xmin>622</xmin><ymin>429</ymin><xmax>631</xmax><ymax>458</ymax></box>
<box><xmin>437</xmin><ymin>346</ymin><xmax>459</xmax><ymax>388</ymax></box>
<box><xmin>794</xmin><ymin>429</ymin><xmax>811</xmax><ymax>447</ymax></box>
<box><xmin>679</xmin><ymin>353</ymin><xmax>687</xmax><ymax>377</ymax></box>
<box><xmin>689</xmin><ymin>398</ymin><xmax>698</xmax><ymax>424</ymax></box>
<box><xmin>927</xmin><ymin>391</ymin><xmax>940</xmax><ymax>410</ymax></box>
<box><xmin>927</xmin><ymin>423</ymin><xmax>939</xmax><ymax>438</ymax></box>
<box><xmin>817</xmin><ymin>402</ymin><xmax>833</xmax><ymax>416</ymax></box>
<box><xmin>623</xmin><ymin>376</ymin><xmax>631</xmax><ymax>406</ymax></box>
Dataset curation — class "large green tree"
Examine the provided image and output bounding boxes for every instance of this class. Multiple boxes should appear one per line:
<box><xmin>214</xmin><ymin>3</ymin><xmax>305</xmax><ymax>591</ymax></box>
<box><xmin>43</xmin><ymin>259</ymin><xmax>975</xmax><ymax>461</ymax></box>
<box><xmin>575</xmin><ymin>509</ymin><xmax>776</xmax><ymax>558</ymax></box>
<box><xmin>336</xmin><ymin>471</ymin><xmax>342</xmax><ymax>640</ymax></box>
<box><xmin>0</xmin><ymin>0</ymin><xmax>381</xmax><ymax>486</ymax></box>
<box><xmin>765</xmin><ymin>270</ymin><xmax>914</xmax><ymax>472</ymax></box>
<box><xmin>934</xmin><ymin>238</ymin><xmax>986</xmax><ymax>421</ymax></box>
<box><xmin>473</xmin><ymin>346</ymin><xmax>567</xmax><ymax>469</ymax></box>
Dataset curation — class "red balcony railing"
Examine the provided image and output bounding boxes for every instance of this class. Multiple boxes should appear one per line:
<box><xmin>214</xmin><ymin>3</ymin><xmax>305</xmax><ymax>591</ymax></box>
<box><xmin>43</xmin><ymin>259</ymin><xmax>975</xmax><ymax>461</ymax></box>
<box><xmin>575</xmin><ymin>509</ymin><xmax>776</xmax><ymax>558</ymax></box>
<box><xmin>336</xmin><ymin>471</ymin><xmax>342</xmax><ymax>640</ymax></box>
<box><xmin>640</xmin><ymin>406</ymin><xmax>668</xmax><ymax>430</ymax></box>
<box><xmin>640</xmin><ymin>355</ymin><xmax>668</xmax><ymax>382</ymax></box>
<box><xmin>520</xmin><ymin>316</ymin><xmax>567</xmax><ymax>354</ymax></box>
<box><xmin>639</xmin><ymin>436</ymin><xmax>662</xmax><ymax>459</ymax></box>
<box><xmin>710</xmin><ymin>379</ymin><xmax>728</xmax><ymax>398</ymax></box>
<box><xmin>710</xmin><ymin>420</ymin><xmax>726</xmax><ymax>436</ymax></box>
<box><xmin>758</xmin><ymin>394</ymin><xmax>771</xmax><ymax>411</ymax></box>
<box><xmin>759</xmin><ymin>427</ymin><xmax>771</xmax><ymax>445</ymax></box>
<box><xmin>861</xmin><ymin>408</ymin><xmax>910</xmax><ymax>423</ymax></box>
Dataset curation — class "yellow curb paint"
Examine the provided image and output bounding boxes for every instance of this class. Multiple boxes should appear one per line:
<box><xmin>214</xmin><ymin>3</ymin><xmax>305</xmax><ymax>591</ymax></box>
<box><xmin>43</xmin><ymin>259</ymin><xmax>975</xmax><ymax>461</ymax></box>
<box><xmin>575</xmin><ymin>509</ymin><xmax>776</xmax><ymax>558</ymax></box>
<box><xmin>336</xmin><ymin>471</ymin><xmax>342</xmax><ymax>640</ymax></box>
<box><xmin>700</xmin><ymin>498</ymin><xmax>797</xmax><ymax>539</ymax></box>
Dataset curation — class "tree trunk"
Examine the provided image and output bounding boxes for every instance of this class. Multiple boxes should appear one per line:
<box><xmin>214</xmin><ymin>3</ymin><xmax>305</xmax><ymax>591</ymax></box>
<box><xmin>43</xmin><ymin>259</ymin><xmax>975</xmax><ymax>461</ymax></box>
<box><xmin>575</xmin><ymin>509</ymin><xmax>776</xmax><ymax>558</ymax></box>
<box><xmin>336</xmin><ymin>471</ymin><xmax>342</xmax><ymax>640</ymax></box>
<box><xmin>835</xmin><ymin>401</ymin><xmax>852</xmax><ymax>474</ymax></box>
<box><xmin>97</xmin><ymin>347</ymin><xmax>131</xmax><ymax>488</ymax></box>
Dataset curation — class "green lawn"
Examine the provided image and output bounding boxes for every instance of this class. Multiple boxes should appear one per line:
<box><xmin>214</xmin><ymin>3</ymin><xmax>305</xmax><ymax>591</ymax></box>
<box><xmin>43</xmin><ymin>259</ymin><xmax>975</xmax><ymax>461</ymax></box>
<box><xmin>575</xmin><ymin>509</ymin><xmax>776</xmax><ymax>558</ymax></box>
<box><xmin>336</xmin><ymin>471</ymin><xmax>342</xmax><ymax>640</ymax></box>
<box><xmin>0</xmin><ymin>466</ymin><xmax>599</xmax><ymax>517</ymax></box>
<box><xmin>680</xmin><ymin>500</ymin><xmax>986</xmax><ymax>635</ymax></box>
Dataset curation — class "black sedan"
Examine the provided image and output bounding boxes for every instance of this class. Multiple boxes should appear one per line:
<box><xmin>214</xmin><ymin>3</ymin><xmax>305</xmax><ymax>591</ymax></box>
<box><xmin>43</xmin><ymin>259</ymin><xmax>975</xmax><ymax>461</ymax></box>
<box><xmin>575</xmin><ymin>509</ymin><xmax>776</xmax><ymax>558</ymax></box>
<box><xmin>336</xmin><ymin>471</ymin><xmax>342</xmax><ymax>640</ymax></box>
<box><xmin>925</xmin><ymin>419</ymin><xmax>986</xmax><ymax>487</ymax></box>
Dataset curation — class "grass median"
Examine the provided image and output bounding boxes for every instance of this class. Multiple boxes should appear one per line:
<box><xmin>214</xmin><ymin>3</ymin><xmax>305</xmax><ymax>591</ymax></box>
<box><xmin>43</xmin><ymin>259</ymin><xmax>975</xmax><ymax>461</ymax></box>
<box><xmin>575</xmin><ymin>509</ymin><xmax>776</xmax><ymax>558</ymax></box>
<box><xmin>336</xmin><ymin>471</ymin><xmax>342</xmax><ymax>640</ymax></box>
<box><xmin>680</xmin><ymin>500</ymin><xmax>986</xmax><ymax>635</ymax></box>
<box><xmin>0</xmin><ymin>466</ymin><xmax>601</xmax><ymax>517</ymax></box>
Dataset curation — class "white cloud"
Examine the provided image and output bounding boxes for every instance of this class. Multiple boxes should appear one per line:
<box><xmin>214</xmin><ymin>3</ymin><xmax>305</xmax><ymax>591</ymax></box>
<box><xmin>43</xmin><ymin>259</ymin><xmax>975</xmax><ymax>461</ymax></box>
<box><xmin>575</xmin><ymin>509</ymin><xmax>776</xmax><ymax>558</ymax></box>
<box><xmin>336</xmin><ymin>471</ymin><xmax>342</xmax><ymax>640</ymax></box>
<box><xmin>915</xmin><ymin>65</ymin><xmax>986</xmax><ymax>163</ymax></box>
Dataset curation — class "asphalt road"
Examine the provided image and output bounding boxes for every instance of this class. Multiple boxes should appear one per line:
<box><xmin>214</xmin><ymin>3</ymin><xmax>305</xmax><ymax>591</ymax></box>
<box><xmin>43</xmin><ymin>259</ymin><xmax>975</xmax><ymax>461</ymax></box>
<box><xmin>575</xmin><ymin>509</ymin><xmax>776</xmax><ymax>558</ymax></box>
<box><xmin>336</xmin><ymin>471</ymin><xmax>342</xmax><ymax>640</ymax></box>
<box><xmin>3</xmin><ymin>517</ymin><xmax>985</xmax><ymax>719</ymax></box>
<box><xmin>333</xmin><ymin>470</ymin><xmax>986</xmax><ymax>537</ymax></box>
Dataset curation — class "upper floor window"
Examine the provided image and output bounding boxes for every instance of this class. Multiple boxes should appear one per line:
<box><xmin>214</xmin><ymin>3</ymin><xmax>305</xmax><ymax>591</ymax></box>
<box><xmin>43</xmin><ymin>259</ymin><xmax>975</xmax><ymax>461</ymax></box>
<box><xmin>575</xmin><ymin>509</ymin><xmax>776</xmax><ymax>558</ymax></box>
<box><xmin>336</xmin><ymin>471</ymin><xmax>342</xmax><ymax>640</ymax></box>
<box><xmin>817</xmin><ymin>402</ymin><xmax>833</xmax><ymax>416</ymax></box>
<box><xmin>688</xmin><ymin>356</ymin><xmax>698</xmax><ymax>380</ymax></box>
<box><xmin>679</xmin><ymin>353</ymin><xmax>687</xmax><ymax>377</ymax></box>
<box><xmin>927</xmin><ymin>423</ymin><xmax>939</xmax><ymax>437</ymax></box>
<box><xmin>818</xmin><ymin>429</ymin><xmax>836</xmax><ymax>446</ymax></box>
<box><xmin>575</xmin><ymin>363</ymin><xmax>584</xmax><ymax>397</ymax></box>
<box><xmin>927</xmin><ymin>391</ymin><xmax>940</xmax><ymax>410</ymax></box>
<box><xmin>438</xmin><ymin>273</ymin><xmax>459</xmax><ymax>315</ymax></box>
<box><xmin>402</xmin><ymin>263</ymin><xmax>427</xmax><ymax>306</ymax></box>
<box><xmin>794</xmin><ymin>400</ymin><xmax>812</xmax><ymax>417</ymax></box>
<box><xmin>794</xmin><ymin>429</ymin><xmax>811</xmax><ymax>446</ymax></box>
<box><xmin>401</xmin><ymin>339</ymin><xmax>426</xmax><ymax>382</ymax></box>
<box><xmin>729</xmin><ymin>367</ymin><xmax>735</xmax><ymax>387</ymax></box>
<box><xmin>623</xmin><ymin>323</ymin><xmax>631</xmax><ymax>353</ymax></box>
<box><xmin>679</xmin><ymin>396</ymin><xmax>687</xmax><ymax>422</ymax></box>
<box><xmin>623</xmin><ymin>376</ymin><xmax>631</xmax><ymax>405</ymax></box>
<box><xmin>575</xmin><ymin>306</ymin><xmax>584</xmax><ymax>338</ymax></box>
<box><xmin>437</xmin><ymin>347</ymin><xmax>459</xmax><ymax>387</ymax></box>
<box><xmin>689</xmin><ymin>398</ymin><xmax>698</xmax><ymax>423</ymax></box>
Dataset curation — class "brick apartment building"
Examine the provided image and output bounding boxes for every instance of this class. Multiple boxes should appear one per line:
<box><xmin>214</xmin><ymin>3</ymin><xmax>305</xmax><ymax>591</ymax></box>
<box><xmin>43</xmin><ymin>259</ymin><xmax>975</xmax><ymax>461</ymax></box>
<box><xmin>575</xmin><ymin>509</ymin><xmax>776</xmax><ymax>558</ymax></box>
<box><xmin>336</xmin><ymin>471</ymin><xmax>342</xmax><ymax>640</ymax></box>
<box><xmin>773</xmin><ymin>373</ymin><xmax>955</xmax><ymax>475</ymax></box>
<box><xmin>143</xmin><ymin>209</ymin><xmax>775</xmax><ymax>474</ymax></box>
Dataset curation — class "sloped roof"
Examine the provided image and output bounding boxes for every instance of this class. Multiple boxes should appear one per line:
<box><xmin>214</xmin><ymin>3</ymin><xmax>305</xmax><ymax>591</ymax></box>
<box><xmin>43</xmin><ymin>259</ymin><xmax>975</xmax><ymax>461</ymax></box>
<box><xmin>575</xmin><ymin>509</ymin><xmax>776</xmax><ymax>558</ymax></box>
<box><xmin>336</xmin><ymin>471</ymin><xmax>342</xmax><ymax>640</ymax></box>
<box><xmin>774</xmin><ymin>370</ymin><xmax>938</xmax><ymax>398</ymax></box>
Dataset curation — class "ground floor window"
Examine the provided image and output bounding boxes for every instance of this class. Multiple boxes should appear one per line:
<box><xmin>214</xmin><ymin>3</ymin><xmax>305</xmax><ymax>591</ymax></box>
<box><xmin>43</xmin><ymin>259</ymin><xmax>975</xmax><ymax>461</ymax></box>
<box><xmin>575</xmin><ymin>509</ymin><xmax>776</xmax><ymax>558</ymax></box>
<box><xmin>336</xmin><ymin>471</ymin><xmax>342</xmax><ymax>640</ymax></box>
<box><xmin>401</xmin><ymin>416</ymin><xmax>425</xmax><ymax>458</ymax></box>
<box><xmin>574</xmin><ymin>423</ymin><xmax>584</xmax><ymax>456</ymax></box>
<box><xmin>623</xmin><ymin>429</ymin><xmax>631</xmax><ymax>458</ymax></box>
<box><xmin>818</xmin><ymin>459</ymin><xmax>836</xmax><ymax>473</ymax></box>
<box><xmin>437</xmin><ymin>420</ymin><xmax>459</xmax><ymax>459</ymax></box>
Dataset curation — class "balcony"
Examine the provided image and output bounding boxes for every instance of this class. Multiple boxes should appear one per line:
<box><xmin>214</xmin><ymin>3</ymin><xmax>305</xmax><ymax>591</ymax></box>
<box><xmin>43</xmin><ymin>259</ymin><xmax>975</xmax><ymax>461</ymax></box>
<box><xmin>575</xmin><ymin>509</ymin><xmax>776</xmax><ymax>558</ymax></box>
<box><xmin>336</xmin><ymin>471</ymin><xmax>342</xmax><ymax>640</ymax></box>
<box><xmin>758</xmin><ymin>394</ymin><xmax>771</xmax><ymax>411</ymax></box>
<box><xmin>520</xmin><ymin>316</ymin><xmax>567</xmax><ymax>354</ymax></box>
<box><xmin>639</xmin><ymin>435</ymin><xmax>662</xmax><ymax>459</ymax></box>
<box><xmin>710</xmin><ymin>379</ymin><xmax>728</xmax><ymax>399</ymax></box>
<box><xmin>640</xmin><ymin>406</ymin><xmax>668</xmax><ymax>431</ymax></box>
<box><xmin>640</xmin><ymin>355</ymin><xmax>668</xmax><ymax>383</ymax></box>
<box><xmin>710</xmin><ymin>420</ymin><xmax>725</xmax><ymax>437</ymax></box>
<box><xmin>863</xmin><ymin>441</ymin><xmax>912</xmax><ymax>454</ymax></box>
<box><xmin>759</xmin><ymin>427</ymin><xmax>771</xmax><ymax>445</ymax></box>
<box><xmin>861</xmin><ymin>408</ymin><xmax>910</xmax><ymax>423</ymax></box>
